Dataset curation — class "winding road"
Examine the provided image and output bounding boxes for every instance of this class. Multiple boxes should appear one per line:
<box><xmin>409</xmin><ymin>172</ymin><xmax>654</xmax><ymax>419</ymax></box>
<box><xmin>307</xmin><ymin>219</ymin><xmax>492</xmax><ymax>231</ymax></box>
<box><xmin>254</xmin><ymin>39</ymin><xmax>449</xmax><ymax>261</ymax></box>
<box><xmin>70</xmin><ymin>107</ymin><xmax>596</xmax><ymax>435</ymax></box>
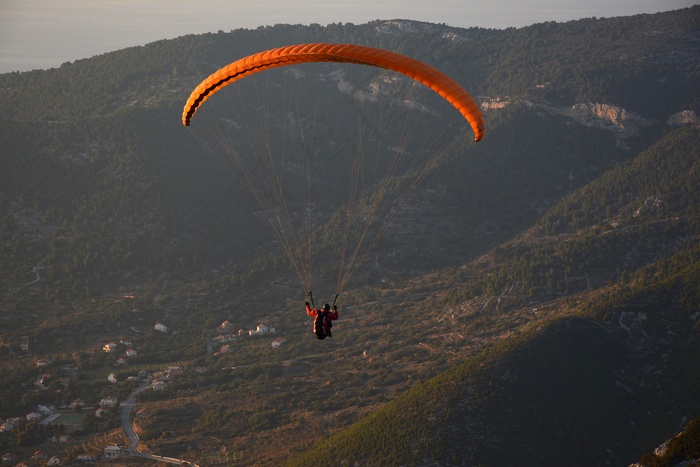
<box><xmin>120</xmin><ymin>381</ymin><xmax>199</xmax><ymax>466</ymax></box>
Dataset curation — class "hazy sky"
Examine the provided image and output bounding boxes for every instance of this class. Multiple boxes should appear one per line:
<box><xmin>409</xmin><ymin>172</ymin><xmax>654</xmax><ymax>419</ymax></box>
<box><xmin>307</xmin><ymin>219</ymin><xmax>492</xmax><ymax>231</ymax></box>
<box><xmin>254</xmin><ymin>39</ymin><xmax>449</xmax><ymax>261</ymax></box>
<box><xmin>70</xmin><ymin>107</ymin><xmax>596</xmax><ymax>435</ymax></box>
<box><xmin>0</xmin><ymin>0</ymin><xmax>696</xmax><ymax>73</ymax></box>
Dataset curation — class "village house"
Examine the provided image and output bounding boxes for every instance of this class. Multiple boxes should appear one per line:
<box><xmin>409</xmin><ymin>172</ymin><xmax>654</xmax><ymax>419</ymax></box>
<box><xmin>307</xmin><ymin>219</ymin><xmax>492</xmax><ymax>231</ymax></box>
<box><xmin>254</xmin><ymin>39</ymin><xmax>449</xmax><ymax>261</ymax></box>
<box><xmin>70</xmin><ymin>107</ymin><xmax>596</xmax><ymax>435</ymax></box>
<box><xmin>0</xmin><ymin>422</ymin><xmax>13</xmax><ymax>433</ymax></box>
<box><xmin>36</xmin><ymin>358</ymin><xmax>51</xmax><ymax>367</ymax></box>
<box><xmin>114</xmin><ymin>357</ymin><xmax>127</xmax><ymax>367</ymax></box>
<box><xmin>68</xmin><ymin>398</ymin><xmax>85</xmax><ymax>410</ymax></box>
<box><xmin>249</xmin><ymin>323</ymin><xmax>270</xmax><ymax>336</ymax></box>
<box><xmin>151</xmin><ymin>380</ymin><xmax>166</xmax><ymax>391</ymax></box>
<box><xmin>31</xmin><ymin>450</ymin><xmax>48</xmax><ymax>460</ymax></box>
<box><xmin>154</xmin><ymin>322</ymin><xmax>168</xmax><ymax>332</ymax></box>
<box><xmin>271</xmin><ymin>338</ymin><xmax>286</xmax><ymax>348</ymax></box>
<box><xmin>104</xmin><ymin>445</ymin><xmax>123</xmax><ymax>458</ymax></box>
<box><xmin>103</xmin><ymin>342</ymin><xmax>118</xmax><ymax>353</ymax></box>
<box><xmin>37</xmin><ymin>404</ymin><xmax>54</xmax><ymax>415</ymax></box>
<box><xmin>47</xmin><ymin>455</ymin><xmax>63</xmax><ymax>465</ymax></box>
<box><xmin>26</xmin><ymin>412</ymin><xmax>43</xmax><ymax>422</ymax></box>
<box><xmin>1</xmin><ymin>452</ymin><xmax>19</xmax><ymax>463</ymax></box>
<box><xmin>19</xmin><ymin>336</ymin><xmax>29</xmax><ymax>351</ymax></box>
<box><xmin>99</xmin><ymin>396</ymin><xmax>118</xmax><ymax>408</ymax></box>
<box><xmin>218</xmin><ymin>320</ymin><xmax>233</xmax><ymax>332</ymax></box>
<box><xmin>125</xmin><ymin>347</ymin><xmax>137</xmax><ymax>357</ymax></box>
<box><xmin>108</xmin><ymin>373</ymin><xmax>118</xmax><ymax>383</ymax></box>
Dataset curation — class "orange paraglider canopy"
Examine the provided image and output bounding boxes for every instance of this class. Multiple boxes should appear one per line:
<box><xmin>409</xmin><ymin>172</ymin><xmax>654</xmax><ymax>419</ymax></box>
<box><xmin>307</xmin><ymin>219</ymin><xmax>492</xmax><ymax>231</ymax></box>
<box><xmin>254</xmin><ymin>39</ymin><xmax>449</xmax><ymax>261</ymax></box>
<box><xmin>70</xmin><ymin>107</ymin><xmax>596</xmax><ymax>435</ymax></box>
<box><xmin>182</xmin><ymin>43</ymin><xmax>484</xmax><ymax>142</ymax></box>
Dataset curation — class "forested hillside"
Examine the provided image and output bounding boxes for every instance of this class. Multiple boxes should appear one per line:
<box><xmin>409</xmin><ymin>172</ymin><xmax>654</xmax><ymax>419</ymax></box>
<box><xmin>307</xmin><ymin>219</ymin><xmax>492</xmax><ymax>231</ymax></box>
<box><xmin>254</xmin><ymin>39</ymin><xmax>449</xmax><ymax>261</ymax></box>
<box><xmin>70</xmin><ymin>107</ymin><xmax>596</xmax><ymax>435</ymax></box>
<box><xmin>0</xmin><ymin>6</ymin><xmax>698</xmax><ymax>466</ymax></box>
<box><xmin>287</xmin><ymin>124</ymin><xmax>700</xmax><ymax>466</ymax></box>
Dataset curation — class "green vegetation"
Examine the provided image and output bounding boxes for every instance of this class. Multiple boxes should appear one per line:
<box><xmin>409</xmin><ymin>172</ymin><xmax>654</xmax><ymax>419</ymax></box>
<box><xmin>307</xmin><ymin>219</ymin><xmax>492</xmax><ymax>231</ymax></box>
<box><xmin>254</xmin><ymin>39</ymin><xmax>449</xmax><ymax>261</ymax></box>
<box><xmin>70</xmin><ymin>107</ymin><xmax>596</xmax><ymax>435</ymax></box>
<box><xmin>638</xmin><ymin>418</ymin><xmax>700</xmax><ymax>467</ymax></box>
<box><xmin>1</xmin><ymin>7</ymin><xmax>699</xmax><ymax>465</ymax></box>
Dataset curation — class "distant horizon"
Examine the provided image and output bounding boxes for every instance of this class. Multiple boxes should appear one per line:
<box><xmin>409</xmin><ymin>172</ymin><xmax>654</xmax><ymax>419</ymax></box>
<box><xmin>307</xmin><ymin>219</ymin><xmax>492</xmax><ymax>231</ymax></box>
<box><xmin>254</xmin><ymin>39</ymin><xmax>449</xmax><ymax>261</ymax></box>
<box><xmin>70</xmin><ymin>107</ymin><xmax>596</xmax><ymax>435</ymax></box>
<box><xmin>0</xmin><ymin>0</ymin><xmax>696</xmax><ymax>73</ymax></box>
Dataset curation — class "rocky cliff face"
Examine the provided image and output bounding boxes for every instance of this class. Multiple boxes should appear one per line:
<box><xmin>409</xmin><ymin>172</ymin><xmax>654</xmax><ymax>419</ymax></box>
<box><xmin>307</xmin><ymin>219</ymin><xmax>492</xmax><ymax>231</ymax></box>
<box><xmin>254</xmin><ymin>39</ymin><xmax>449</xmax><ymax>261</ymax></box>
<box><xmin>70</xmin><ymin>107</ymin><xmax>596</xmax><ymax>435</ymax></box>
<box><xmin>481</xmin><ymin>98</ymin><xmax>656</xmax><ymax>148</ymax></box>
<box><xmin>668</xmin><ymin>110</ymin><xmax>700</xmax><ymax>126</ymax></box>
<box><xmin>551</xmin><ymin>102</ymin><xmax>652</xmax><ymax>148</ymax></box>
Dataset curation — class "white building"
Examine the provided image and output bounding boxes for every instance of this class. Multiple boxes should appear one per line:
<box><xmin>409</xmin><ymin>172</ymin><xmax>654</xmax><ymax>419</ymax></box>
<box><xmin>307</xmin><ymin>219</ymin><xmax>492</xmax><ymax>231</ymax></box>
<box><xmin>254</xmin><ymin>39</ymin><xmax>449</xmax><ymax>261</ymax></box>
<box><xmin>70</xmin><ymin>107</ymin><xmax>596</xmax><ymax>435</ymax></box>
<box><xmin>26</xmin><ymin>412</ymin><xmax>43</xmax><ymax>421</ymax></box>
<box><xmin>0</xmin><ymin>422</ymin><xmax>14</xmax><ymax>433</ymax></box>
<box><xmin>19</xmin><ymin>336</ymin><xmax>30</xmax><ymax>351</ymax></box>
<box><xmin>249</xmin><ymin>323</ymin><xmax>269</xmax><ymax>335</ymax></box>
<box><xmin>103</xmin><ymin>445</ymin><xmax>123</xmax><ymax>458</ymax></box>
<box><xmin>154</xmin><ymin>323</ymin><xmax>168</xmax><ymax>332</ymax></box>
<box><xmin>151</xmin><ymin>380</ymin><xmax>166</xmax><ymax>391</ymax></box>
<box><xmin>99</xmin><ymin>396</ymin><xmax>118</xmax><ymax>407</ymax></box>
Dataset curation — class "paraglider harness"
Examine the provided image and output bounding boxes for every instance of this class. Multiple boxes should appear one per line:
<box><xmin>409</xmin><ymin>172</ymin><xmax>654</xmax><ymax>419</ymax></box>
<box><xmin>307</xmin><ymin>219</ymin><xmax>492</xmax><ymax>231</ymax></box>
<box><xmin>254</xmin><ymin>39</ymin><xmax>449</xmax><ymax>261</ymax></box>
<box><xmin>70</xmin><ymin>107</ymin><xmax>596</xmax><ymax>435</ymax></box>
<box><xmin>308</xmin><ymin>291</ymin><xmax>337</xmax><ymax>340</ymax></box>
<box><xmin>314</xmin><ymin>310</ymin><xmax>329</xmax><ymax>340</ymax></box>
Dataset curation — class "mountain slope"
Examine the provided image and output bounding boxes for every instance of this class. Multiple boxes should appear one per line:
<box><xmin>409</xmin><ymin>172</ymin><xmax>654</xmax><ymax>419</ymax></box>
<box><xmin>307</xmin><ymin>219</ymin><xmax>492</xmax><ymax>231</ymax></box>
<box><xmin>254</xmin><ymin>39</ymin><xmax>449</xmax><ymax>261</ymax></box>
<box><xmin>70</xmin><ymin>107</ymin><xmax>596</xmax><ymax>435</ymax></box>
<box><xmin>0</xmin><ymin>7</ymin><xmax>699</xmax><ymax>466</ymax></box>
<box><xmin>286</xmin><ymin>127</ymin><xmax>700</xmax><ymax>465</ymax></box>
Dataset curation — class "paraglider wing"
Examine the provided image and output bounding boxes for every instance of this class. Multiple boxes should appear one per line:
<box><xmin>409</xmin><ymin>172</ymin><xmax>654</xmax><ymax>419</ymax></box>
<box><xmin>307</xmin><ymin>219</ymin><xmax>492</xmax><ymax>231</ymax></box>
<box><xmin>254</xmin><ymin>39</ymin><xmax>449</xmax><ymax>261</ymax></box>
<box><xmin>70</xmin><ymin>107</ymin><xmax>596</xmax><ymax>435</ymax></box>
<box><xmin>182</xmin><ymin>43</ymin><xmax>484</xmax><ymax>142</ymax></box>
